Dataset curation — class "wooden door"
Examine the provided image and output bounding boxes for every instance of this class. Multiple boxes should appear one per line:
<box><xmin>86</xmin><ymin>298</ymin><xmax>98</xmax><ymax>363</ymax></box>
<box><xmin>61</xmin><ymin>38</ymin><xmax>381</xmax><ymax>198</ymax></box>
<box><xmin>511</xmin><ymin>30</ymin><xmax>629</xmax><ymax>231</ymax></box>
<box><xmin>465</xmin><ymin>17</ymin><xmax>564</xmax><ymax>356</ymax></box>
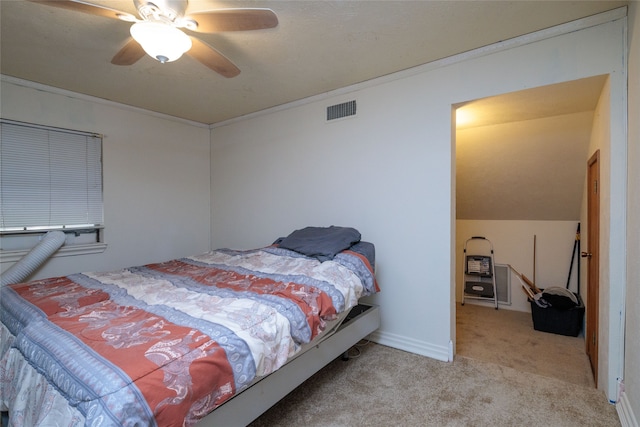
<box><xmin>584</xmin><ymin>150</ymin><xmax>600</xmax><ymax>385</ymax></box>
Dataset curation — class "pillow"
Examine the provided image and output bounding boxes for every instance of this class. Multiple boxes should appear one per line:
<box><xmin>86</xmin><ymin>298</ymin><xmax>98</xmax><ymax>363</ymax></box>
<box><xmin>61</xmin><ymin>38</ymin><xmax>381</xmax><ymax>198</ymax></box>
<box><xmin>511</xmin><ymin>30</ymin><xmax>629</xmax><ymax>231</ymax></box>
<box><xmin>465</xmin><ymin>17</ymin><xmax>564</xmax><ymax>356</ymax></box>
<box><xmin>278</xmin><ymin>226</ymin><xmax>361</xmax><ymax>262</ymax></box>
<box><xmin>349</xmin><ymin>241</ymin><xmax>376</xmax><ymax>269</ymax></box>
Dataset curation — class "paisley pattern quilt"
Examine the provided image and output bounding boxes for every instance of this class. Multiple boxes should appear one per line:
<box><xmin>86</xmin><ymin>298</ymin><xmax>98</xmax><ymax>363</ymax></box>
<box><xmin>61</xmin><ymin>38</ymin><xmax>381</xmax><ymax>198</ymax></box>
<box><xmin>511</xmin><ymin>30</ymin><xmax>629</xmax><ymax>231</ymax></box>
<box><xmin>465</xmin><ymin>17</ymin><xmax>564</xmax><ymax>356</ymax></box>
<box><xmin>0</xmin><ymin>246</ymin><xmax>378</xmax><ymax>426</ymax></box>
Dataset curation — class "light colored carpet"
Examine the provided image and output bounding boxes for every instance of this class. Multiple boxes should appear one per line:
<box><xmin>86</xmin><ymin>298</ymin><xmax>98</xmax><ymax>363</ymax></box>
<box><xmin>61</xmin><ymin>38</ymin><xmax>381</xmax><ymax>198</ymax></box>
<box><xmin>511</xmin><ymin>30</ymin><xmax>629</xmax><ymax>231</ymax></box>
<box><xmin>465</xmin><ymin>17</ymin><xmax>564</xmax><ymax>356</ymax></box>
<box><xmin>249</xmin><ymin>304</ymin><xmax>619</xmax><ymax>426</ymax></box>
<box><xmin>456</xmin><ymin>303</ymin><xmax>595</xmax><ymax>388</ymax></box>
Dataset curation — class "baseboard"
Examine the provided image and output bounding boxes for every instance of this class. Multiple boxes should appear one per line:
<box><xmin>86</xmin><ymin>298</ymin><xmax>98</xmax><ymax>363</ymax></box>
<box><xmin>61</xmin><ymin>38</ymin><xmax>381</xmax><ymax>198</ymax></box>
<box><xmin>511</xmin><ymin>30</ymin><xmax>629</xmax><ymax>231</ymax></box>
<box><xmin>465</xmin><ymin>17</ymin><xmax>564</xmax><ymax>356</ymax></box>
<box><xmin>368</xmin><ymin>330</ymin><xmax>450</xmax><ymax>362</ymax></box>
<box><xmin>617</xmin><ymin>391</ymin><xmax>639</xmax><ymax>427</ymax></box>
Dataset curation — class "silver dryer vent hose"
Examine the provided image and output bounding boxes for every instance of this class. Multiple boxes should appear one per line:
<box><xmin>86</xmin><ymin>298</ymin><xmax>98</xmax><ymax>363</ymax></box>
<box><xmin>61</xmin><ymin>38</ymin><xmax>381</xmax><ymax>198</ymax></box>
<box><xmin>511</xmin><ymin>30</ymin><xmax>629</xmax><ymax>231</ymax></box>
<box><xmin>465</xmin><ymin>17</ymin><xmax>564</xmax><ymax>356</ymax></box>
<box><xmin>1</xmin><ymin>230</ymin><xmax>66</xmax><ymax>286</ymax></box>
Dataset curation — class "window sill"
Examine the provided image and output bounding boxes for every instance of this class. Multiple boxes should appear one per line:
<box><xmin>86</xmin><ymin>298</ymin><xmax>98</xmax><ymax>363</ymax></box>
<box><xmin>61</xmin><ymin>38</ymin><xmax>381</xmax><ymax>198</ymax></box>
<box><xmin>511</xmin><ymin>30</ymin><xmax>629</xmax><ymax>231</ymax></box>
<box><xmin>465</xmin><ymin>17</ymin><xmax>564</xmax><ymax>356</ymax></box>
<box><xmin>0</xmin><ymin>243</ymin><xmax>107</xmax><ymax>263</ymax></box>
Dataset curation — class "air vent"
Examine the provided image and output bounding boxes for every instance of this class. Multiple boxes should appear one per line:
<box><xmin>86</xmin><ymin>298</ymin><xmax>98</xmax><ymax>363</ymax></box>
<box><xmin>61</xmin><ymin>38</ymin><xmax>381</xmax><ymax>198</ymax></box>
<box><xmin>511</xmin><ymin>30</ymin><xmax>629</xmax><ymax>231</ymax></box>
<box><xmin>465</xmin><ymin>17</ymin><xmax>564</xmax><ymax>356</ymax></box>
<box><xmin>494</xmin><ymin>264</ymin><xmax>511</xmax><ymax>305</ymax></box>
<box><xmin>327</xmin><ymin>100</ymin><xmax>357</xmax><ymax>121</ymax></box>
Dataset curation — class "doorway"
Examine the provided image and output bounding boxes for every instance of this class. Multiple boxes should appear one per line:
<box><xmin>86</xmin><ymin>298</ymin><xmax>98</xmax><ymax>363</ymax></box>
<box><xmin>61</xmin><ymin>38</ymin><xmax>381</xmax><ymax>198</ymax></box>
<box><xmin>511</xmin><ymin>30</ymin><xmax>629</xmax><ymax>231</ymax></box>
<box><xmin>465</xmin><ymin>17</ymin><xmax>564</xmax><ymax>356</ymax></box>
<box><xmin>454</xmin><ymin>76</ymin><xmax>608</xmax><ymax>386</ymax></box>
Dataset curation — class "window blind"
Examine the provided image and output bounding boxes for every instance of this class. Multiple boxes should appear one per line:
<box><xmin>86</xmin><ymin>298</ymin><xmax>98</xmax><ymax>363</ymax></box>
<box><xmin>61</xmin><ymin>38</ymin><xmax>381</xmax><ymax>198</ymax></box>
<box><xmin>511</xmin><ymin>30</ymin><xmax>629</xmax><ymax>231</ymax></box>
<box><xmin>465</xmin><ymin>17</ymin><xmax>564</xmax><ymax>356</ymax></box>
<box><xmin>0</xmin><ymin>120</ymin><xmax>103</xmax><ymax>232</ymax></box>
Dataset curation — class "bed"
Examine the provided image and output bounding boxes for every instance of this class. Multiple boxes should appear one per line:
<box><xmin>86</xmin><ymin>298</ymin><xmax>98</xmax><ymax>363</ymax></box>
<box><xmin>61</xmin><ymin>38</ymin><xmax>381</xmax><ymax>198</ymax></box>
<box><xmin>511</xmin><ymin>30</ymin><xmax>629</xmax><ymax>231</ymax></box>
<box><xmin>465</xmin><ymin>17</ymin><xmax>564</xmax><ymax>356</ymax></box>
<box><xmin>0</xmin><ymin>226</ymin><xmax>380</xmax><ymax>426</ymax></box>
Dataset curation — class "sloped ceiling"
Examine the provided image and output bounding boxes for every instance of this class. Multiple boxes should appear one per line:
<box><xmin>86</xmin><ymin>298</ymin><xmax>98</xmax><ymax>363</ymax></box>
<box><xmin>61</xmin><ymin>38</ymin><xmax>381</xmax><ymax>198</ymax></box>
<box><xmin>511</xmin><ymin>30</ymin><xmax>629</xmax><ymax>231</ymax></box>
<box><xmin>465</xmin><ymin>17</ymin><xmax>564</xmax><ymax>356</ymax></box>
<box><xmin>0</xmin><ymin>0</ymin><xmax>627</xmax><ymax>124</ymax></box>
<box><xmin>456</xmin><ymin>75</ymin><xmax>608</xmax><ymax>221</ymax></box>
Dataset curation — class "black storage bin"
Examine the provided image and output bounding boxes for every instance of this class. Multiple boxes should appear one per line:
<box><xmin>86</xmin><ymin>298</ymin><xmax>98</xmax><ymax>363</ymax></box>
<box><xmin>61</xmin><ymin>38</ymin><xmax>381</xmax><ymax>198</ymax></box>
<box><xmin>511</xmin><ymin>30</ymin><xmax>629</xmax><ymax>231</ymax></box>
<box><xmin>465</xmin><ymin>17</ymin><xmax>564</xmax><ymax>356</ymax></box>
<box><xmin>530</xmin><ymin>292</ymin><xmax>584</xmax><ymax>337</ymax></box>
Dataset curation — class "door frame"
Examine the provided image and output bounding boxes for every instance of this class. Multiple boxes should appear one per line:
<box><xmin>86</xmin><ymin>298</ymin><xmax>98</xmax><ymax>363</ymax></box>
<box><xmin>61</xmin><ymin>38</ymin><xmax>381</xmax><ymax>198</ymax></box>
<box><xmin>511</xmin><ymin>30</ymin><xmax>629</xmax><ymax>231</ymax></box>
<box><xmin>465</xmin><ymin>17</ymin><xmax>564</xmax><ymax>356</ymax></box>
<box><xmin>452</xmin><ymin>71</ymin><xmax>627</xmax><ymax>401</ymax></box>
<box><xmin>585</xmin><ymin>150</ymin><xmax>600</xmax><ymax>386</ymax></box>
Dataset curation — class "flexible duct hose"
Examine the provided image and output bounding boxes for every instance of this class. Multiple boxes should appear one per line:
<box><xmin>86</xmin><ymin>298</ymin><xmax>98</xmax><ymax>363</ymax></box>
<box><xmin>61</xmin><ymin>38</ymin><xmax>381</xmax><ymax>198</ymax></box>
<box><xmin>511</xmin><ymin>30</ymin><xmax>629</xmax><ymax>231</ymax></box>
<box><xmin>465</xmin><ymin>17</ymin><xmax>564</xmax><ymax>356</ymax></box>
<box><xmin>1</xmin><ymin>230</ymin><xmax>66</xmax><ymax>286</ymax></box>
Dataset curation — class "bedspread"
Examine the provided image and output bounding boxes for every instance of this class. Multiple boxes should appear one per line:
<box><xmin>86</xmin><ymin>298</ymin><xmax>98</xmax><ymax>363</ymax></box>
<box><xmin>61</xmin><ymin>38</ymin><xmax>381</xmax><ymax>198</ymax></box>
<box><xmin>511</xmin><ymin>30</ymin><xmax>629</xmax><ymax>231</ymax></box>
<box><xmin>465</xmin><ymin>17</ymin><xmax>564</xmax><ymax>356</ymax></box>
<box><xmin>0</xmin><ymin>246</ymin><xmax>377</xmax><ymax>426</ymax></box>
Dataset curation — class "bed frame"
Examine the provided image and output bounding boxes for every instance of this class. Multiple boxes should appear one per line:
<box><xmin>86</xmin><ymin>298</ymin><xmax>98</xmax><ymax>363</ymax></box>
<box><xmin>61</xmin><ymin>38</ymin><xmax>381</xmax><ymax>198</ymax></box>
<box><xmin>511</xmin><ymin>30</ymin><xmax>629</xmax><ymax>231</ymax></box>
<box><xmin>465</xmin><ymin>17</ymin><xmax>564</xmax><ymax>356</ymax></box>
<box><xmin>197</xmin><ymin>303</ymin><xmax>380</xmax><ymax>426</ymax></box>
<box><xmin>0</xmin><ymin>305</ymin><xmax>379</xmax><ymax>427</ymax></box>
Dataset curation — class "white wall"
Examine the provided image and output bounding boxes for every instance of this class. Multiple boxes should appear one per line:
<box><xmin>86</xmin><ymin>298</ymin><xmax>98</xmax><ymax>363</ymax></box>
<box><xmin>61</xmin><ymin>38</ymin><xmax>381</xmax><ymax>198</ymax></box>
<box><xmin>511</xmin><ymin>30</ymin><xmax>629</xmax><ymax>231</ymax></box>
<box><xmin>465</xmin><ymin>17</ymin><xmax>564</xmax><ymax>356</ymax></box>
<box><xmin>0</xmin><ymin>78</ymin><xmax>212</xmax><ymax>279</ymax></box>
<box><xmin>211</xmin><ymin>11</ymin><xmax>627</xmax><ymax>402</ymax></box>
<box><xmin>212</xmin><ymin>78</ymin><xmax>455</xmax><ymax>360</ymax></box>
<box><xmin>456</xmin><ymin>220</ymin><xmax>580</xmax><ymax>312</ymax></box>
<box><xmin>622</xmin><ymin>1</ymin><xmax>640</xmax><ymax>424</ymax></box>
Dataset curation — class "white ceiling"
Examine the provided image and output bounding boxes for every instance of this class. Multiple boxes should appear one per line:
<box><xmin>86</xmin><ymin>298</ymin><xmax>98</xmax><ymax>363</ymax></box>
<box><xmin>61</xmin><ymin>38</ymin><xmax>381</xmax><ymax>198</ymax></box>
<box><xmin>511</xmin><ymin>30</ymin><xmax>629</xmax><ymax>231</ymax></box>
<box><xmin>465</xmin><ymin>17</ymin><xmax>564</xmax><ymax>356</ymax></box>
<box><xmin>0</xmin><ymin>1</ymin><xmax>625</xmax><ymax>222</ymax></box>
<box><xmin>455</xmin><ymin>76</ymin><xmax>610</xmax><ymax>131</ymax></box>
<box><xmin>0</xmin><ymin>0</ymin><xmax>628</xmax><ymax>125</ymax></box>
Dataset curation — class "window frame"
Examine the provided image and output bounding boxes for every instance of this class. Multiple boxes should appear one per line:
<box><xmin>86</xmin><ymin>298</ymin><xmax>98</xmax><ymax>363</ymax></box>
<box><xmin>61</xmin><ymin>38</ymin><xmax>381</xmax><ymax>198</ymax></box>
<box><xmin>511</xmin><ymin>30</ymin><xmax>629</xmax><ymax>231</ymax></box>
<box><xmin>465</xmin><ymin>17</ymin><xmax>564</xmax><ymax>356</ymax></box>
<box><xmin>0</xmin><ymin>119</ymin><xmax>107</xmax><ymax>261</ymax></box>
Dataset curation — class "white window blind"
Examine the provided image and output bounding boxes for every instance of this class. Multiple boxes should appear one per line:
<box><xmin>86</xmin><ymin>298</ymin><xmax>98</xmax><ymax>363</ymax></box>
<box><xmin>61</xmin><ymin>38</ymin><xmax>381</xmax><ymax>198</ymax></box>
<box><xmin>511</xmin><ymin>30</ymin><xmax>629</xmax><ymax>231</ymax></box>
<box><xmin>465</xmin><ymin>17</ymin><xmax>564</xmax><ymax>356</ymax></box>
<box><xmin>0</xmin><ymin>120</ymin><xmax>103</xmax><ymax>233</ymax></box>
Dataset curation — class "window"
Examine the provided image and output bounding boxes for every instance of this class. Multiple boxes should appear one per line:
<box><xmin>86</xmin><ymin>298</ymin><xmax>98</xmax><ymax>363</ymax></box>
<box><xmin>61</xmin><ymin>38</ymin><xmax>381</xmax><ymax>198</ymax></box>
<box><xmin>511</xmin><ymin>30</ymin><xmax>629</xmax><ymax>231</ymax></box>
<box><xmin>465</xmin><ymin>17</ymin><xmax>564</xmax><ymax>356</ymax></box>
<box><xmin>0</xmin><ymin>119</ymin><xmax>106</xmax><ymax>259</ymax></box>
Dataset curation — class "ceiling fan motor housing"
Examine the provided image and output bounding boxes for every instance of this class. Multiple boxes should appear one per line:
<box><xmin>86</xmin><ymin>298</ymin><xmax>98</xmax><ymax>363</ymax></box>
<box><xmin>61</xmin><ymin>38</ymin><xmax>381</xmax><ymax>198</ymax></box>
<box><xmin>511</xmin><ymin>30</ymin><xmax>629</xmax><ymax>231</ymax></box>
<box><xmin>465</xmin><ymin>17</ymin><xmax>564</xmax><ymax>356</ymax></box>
<box><xmin>134</xmin><ymin>0</ymin><xmax>188</xmax><ymax>22</ymax></box>
<box><xmin>25</xmin><ymin>0</ymin><xmax>276</xmax><ymax>77</ymax></box>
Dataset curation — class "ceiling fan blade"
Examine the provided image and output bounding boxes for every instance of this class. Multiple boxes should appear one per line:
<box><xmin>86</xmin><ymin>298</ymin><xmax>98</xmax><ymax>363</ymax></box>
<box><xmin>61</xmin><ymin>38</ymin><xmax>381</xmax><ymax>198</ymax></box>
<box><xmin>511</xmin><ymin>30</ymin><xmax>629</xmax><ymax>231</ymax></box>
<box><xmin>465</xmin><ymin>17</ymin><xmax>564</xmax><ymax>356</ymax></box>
<box><xmin>111</xmin><ymin>38</ymin><xmax>146</xmax><ymax>66</ymax></box>
<box><xmin>186</xmin><ymin>8</ymin><xmax>278</xmax><ymax>33</ymax></box>
<box><xmin>187</xmin><ymin>37</ymin><xmax>240</xmax><ymax>78</ymax></box>
<box><xmin>26</xmin><ymin>0</ymin><xmax>136</xmax><ymax>21</ymax></box>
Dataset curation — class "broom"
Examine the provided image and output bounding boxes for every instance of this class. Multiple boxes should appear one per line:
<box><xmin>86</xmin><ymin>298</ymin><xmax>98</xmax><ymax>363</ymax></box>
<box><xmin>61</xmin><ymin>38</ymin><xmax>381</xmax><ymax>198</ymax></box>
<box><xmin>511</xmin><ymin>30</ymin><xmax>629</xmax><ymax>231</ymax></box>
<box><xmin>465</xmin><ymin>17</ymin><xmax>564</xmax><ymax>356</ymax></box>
<box><xmin>509</xmin><ymin>264</ymin><xmax>550</xmax><ymax>307</ymax></box>
<box><xmin>507</xmin><ymin>264</ymin><xmax>542</xmax><ymax>294</ymax></box>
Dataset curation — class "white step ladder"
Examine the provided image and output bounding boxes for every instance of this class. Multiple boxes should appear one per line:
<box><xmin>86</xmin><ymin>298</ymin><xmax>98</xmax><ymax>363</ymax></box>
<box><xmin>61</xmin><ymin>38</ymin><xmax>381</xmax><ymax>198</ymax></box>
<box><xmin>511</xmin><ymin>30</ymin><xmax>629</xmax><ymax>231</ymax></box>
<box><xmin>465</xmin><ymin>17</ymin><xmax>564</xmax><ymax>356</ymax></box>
<box><xmin>461</xmin><ymin>236</ymin><xmax>498</xmax><ymax>309</ymax></box>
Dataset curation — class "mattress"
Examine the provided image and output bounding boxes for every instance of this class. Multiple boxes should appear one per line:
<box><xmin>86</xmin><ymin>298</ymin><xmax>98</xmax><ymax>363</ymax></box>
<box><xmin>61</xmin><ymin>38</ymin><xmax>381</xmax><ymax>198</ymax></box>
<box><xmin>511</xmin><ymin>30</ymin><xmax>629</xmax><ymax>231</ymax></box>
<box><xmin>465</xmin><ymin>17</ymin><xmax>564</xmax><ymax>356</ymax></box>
<box><xmin>0</xmin><ymin>242</ymin><xmax>378</xmax><ymax>426</ymax></box>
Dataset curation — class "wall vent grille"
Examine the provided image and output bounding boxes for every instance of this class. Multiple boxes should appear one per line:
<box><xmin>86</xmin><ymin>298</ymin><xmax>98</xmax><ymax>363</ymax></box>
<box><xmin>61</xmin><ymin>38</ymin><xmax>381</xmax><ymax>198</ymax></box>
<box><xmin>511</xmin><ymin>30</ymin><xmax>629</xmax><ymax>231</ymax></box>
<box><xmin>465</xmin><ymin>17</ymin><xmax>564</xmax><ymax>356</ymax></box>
<box><xmin>494</xmin><ymin>264</ymin><xmax>511</xmax><ymax>305</ymax></box>
<box><xmin>327</xmin><ymin>100</ymin><xmax>356</xmax><ymax>121</ymax></box>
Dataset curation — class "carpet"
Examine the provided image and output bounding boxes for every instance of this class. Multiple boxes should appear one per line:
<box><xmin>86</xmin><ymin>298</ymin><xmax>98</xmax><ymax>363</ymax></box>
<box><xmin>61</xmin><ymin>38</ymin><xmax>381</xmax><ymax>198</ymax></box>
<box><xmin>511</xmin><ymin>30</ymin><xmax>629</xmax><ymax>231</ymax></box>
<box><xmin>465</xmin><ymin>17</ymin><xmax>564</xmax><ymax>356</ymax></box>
<box><xmin>456</xmin><ymin>303</ymin><xmax>595</xmax><ymax>388</ymax></box>
<box><xmin>249</xmin><ymin>304</ymin><xmax>619</xmax><ymax>426</ymax></box>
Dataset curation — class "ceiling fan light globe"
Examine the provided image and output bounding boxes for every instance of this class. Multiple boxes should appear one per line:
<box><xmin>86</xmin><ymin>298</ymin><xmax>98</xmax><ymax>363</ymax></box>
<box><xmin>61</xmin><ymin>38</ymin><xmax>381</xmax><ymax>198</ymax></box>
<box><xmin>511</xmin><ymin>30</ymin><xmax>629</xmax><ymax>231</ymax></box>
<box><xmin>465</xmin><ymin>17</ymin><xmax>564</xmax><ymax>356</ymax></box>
<box><xmin>130</xmin><ymin>21</ymin><xmax>192</xmax><ymax>63</ymax></box>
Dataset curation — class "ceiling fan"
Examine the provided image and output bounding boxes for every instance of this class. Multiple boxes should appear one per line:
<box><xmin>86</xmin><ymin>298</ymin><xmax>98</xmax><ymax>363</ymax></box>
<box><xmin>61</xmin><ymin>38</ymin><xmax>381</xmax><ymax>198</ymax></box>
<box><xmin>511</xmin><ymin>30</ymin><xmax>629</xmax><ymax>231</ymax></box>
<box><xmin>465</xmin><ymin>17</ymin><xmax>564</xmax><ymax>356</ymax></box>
<box><xmin>27</xmin><ymin>0</ymin><xmax>279</xmax><ymax>78</ymax></box>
